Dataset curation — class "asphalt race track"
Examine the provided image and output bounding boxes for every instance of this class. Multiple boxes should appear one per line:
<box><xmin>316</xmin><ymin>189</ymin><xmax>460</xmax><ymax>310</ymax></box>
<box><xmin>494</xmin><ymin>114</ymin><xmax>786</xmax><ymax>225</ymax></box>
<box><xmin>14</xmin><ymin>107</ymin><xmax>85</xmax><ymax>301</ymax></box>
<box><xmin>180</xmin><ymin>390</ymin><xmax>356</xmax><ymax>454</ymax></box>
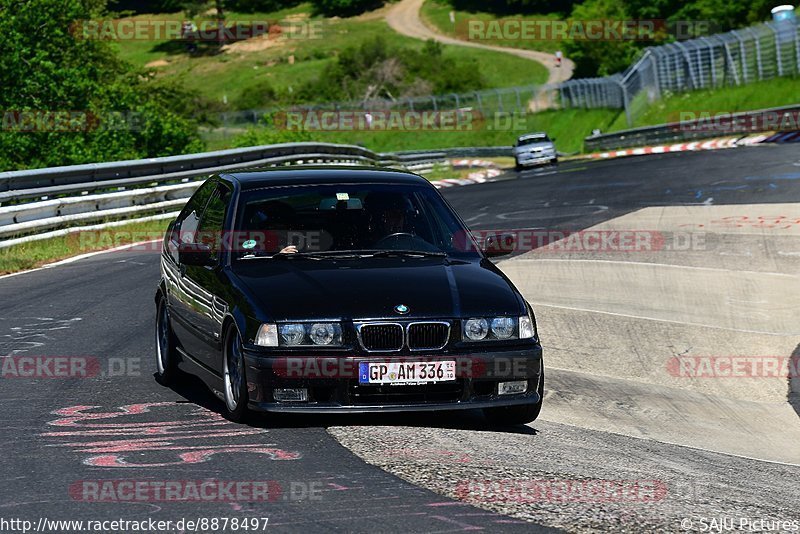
<box><xmin>1</xmin><ymin>144</ymin><xmax>799</xmax><ymax>533</ymax></box>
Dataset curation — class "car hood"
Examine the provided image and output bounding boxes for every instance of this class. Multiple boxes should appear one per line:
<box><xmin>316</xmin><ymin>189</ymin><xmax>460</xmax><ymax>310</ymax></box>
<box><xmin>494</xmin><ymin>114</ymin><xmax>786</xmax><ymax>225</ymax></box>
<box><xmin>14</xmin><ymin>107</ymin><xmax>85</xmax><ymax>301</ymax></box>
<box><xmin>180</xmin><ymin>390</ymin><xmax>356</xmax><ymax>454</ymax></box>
<box><xmin>231</xmin><ymin>257</ymin><xmax>525</xmax><ymax>321</ymax></box>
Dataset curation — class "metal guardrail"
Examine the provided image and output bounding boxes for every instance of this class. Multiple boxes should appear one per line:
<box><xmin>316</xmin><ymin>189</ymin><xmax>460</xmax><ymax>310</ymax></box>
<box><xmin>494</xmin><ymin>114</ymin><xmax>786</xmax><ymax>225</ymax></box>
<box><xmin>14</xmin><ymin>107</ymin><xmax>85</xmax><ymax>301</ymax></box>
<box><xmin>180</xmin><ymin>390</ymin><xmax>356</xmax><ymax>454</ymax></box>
<box><xmin>0</xmin><ymin>142</ymin><xmax>431</xmax><ymax>203</ymax></box>
<box><xmin>583</xmin><ymin>104</ymin><xmax>800</xmax><ymax>152</ymax></box>
<box><xmin>0</xmin><ymin>183</ymin><xmax>201</xmax><ymax>238</ymax></box>
<box><xmin>0</xmin><ymin>141</ymin><xmax>456</xmax><ymax>247</ymax></box>
<box><xmin>393</xmin><ymin>147</ymin><xmax>513</xmax><ymax>159</ymax></box>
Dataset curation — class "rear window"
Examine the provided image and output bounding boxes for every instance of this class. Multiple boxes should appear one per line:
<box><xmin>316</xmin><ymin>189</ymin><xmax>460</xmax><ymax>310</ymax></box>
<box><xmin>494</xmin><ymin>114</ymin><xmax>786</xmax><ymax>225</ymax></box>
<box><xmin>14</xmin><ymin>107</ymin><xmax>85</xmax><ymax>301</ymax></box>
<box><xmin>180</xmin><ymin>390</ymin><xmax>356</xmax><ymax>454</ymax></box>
<box><xmin>517</xmin><ymin>134</ymin><xmax>551</xmax><ymax>146</ymax></box>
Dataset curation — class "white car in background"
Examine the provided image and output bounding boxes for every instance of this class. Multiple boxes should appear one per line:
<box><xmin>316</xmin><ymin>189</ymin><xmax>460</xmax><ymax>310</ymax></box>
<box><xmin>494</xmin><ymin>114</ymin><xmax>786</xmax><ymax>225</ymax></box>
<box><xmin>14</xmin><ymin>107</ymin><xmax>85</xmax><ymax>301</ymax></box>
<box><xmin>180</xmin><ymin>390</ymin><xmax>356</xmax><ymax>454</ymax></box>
<box><xmin>514</xmin><ymin>132</ymin><xmax>557</xmax><ymax>171</ymax></box>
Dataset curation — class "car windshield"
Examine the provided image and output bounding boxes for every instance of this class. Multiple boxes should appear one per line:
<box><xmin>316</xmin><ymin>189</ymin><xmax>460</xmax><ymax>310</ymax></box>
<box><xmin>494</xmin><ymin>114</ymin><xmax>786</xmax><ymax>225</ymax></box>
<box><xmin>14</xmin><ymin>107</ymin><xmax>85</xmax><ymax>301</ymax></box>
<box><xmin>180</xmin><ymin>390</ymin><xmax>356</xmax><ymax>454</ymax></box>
<box><xmin>232</xmin><ymin>183</ymin><xmax>480</xmax><ymax>259</ymax></box>
<box><xmin>517</xmin><ymin>134</ymin><xmax>550</xmax><ymax>146</ymax></box>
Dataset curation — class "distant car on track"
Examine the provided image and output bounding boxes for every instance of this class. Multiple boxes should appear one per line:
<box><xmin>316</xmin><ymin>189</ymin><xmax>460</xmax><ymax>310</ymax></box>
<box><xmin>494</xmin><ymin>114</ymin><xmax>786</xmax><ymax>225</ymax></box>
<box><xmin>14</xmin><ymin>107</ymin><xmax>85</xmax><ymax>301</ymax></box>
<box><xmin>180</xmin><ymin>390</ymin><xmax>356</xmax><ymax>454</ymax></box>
<box><xmin>514</xmin><ymin>132</ymin><xmax>558</xmax><ymax>171</ymax></box>
<box><xmin>154</xmin><ymin>167</ymin><xmax>544</xmax><ymax>424</ymax></box>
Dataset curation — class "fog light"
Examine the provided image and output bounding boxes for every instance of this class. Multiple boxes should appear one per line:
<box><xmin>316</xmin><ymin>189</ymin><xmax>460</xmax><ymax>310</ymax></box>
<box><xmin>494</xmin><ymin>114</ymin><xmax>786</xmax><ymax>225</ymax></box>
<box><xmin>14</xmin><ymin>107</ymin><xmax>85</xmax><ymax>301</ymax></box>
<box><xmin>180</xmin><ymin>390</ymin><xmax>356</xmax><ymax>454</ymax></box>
<box><xmin>498</xmin><ymin>381</ymin><xmax>527</xmax><ymax>395</ymax></box>
<box><xmin>273</xmin><ymin>388</ymin><xmax>308</xmax><ymax>402</ymax></box>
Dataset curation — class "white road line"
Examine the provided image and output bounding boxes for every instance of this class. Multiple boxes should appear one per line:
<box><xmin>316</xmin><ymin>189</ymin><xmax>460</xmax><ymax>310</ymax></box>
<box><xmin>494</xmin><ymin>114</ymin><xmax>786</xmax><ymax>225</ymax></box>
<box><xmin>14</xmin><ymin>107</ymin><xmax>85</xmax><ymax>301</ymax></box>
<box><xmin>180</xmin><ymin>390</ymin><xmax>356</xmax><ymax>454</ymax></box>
<box><xmin>506</xmin><ymin>257</ymin><xmax>797</xmax><ymax>278</ymax></box>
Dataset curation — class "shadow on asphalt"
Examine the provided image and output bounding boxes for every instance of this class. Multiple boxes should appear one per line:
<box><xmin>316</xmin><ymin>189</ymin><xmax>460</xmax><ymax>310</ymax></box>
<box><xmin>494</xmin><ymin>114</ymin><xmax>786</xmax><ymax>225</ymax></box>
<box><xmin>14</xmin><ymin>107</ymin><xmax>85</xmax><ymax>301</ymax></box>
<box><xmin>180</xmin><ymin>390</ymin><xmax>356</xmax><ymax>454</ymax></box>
<box><xmin>158</xmin><ymin>371</ymin><xmax>540</xmax><ymax>436</ymax></box>
<box><xmin>789</xmin><ymin>344</ymin><xmax>800</xmax><ymax>421</ymax></box>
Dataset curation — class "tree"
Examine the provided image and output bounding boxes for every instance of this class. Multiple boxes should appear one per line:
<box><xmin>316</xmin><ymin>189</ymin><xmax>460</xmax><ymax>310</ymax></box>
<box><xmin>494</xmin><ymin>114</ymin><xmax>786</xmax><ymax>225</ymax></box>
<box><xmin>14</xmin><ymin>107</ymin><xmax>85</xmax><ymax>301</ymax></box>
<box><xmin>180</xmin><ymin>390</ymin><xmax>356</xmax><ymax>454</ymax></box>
<box><xmin>309</xmin><ymin>0</ymin><xmax>385</xmax><ymax>17</ymax></box>
<box><xmin>0</xmin><ymin>0</ymin><xmax>202</xmax><ymax>171</ymax></box>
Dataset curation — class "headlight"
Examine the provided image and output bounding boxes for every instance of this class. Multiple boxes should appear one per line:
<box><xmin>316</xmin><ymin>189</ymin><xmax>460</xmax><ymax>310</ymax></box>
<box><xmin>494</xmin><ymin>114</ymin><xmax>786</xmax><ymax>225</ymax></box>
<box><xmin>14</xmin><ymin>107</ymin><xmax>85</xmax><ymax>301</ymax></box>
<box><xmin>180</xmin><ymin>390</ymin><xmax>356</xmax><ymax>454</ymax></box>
<box><xmin>309</xmin><ymin>323</ymin><xmax>340</xmax><ymax>345</ymax></box>
<box><xmin>491</xmin><ymin>317</ymin><xmax>515</xmax><ymax>339</ymax></box>
<box><xmin>463</xmin><ymin>316</ymin><xmax>536</xmax><ymax>341</ymax></box>
<box><xmin>279</xmin><ymin>324</ymin><xmax>306</xmax><ymax>345</ymax></box>
<box><xmin>258</xmin><ymin>322</ymin><xmax>343</xmax><ymax>347</ymax></box>
<box><xmin>464</xmin><ymin>318</ymin><xmax>489</xmax><ymax>341</ymax></box>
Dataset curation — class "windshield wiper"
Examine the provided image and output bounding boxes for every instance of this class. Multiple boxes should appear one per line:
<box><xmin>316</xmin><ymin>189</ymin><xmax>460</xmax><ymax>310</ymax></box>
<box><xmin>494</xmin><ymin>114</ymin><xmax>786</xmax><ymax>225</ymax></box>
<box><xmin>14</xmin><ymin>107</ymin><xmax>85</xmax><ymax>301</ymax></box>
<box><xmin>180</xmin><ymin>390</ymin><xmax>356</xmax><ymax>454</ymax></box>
<box><xmin>240</xmin><ymin>251</ymin><xmax>322</xmax><ymax>260</ymax></box>
<box><xmin>241</xmin><ymin>250</ymin><xmax>447</xmax><ymax>260</ymax></box>
<box><xmin>368</xmin><ymin>250</ymin><xmax>447</xmax><ymax>258</ymax></box>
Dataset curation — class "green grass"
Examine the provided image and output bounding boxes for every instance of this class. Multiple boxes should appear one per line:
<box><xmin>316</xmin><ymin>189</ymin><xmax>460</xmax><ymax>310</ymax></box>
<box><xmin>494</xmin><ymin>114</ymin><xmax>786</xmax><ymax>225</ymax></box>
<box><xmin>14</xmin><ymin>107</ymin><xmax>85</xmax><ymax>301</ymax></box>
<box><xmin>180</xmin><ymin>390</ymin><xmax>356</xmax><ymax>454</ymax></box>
<box><xmin>114</xmin><ymin>4</ymin><xmax>547</xmax><ymax>110</ymax></box>
<box><xmin>202</xmin><ymin>106</ymin><xmax>621</xmax><ymax>154</ymax></box>
<box><xmin>206</xmin><ymin>76</ymin><xmax>800</xmax><ymax>154</ymax></box>
<box><xmin>0</xmin><ymin>219</ymin><xmax>170</xmax><ymax>275</ymax></box>
<box><xmin>616</xmin><ymin>77</ymin><xmax>800</xmax><ymax>130</ymax></box>
<box><xmin>421</xmin><ymin>0</ymin><xmax>562</xmax><ymax>54</ymax></box>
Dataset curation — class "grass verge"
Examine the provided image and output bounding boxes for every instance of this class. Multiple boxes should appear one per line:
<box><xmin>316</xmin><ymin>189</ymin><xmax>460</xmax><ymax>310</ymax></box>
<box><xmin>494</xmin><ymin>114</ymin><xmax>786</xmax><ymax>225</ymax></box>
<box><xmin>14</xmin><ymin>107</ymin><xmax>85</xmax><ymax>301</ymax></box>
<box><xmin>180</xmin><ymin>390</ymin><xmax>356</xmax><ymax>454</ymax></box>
<box><xmin>0</xmin><ymin>219</ymin><xmax>170</xmax><ymax>275</ymax></box>
<box><xmin>614</xmin><ymin>77</ymin><xmax>800</xmax><ymax>131</ymax></box>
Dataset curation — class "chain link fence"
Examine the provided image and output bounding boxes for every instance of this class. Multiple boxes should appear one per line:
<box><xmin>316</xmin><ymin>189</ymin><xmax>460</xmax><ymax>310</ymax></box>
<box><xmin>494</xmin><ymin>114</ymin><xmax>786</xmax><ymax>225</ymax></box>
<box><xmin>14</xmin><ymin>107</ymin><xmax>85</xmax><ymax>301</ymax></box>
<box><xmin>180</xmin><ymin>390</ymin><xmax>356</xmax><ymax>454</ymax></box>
<box><xmin>562</xmin><ymin>19</ymin><xmax>800</xmax><ymax>125</ymax></box>
<box><xmin>216</xmin><ymin>83</ymin><xmax>563</xmax><ymax>129</ymax></box>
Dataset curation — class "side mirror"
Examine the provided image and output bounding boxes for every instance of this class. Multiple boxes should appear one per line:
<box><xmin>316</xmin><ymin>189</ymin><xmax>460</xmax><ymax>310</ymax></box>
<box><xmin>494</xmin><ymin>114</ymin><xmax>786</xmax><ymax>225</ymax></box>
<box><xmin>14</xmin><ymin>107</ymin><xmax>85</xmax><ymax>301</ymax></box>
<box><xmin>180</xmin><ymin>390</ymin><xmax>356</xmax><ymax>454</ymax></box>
<box><xmin>482</xmin><ymin>233</ymin><xmax>516</xmax><ymax>258</ymax></box>
<box><xmin>178</xmin><ymin>242</ymin><xmax>215</xmax><ymax>267</ymax></box>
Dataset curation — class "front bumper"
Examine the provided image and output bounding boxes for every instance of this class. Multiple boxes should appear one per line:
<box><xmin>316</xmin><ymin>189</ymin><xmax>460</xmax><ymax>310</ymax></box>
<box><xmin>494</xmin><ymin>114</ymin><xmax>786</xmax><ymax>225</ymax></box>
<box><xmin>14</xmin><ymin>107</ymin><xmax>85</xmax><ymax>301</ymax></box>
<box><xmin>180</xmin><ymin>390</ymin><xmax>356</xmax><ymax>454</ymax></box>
<box><xmin>516</xmin><ymin>153</ymin><xmax>557</xmax><ymax>166</ymax></box>
<box><xmin>243</xmin><ymin>347</ymin><xmax>542</xmax><ymax>413</ymax></box>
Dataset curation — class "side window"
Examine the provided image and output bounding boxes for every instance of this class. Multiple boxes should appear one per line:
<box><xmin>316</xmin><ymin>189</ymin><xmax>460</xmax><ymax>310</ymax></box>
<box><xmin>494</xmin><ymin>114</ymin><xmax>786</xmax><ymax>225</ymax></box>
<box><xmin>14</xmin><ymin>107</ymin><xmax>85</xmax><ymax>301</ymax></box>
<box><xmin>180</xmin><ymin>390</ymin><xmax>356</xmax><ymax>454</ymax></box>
<box><xmin>176</xmin><ymin>181</ymin><xmax>216</xmax><ymax>242</ymax></box>
<box><xmin>197</xmin><ymin>184</ymin><xmax>232</xmax><ymax>261</ymax></box>
<box><xmin>167</xmin><ymin>180</ymin><xmax>216</xmax><ymax>263</ymax></box>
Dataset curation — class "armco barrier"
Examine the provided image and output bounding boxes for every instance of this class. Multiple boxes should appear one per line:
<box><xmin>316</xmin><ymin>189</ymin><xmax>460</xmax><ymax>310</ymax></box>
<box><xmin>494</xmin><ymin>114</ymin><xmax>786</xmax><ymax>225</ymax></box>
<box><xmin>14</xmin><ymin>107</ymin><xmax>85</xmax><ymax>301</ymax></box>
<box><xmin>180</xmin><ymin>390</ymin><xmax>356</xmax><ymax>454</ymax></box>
<box><xmin>0</xmin><ymin>142</ymin><xmax>512</xmax><ymax>248</ymax></box>
<box><xmin>584</xmin><ymin>104</ymin><xmax>800</xmax><ymax>152</ymax></box>
<box><xmin>0</xmin><ymin>142</ymin><xmax>407</xmax><ymax>203</ymax></box>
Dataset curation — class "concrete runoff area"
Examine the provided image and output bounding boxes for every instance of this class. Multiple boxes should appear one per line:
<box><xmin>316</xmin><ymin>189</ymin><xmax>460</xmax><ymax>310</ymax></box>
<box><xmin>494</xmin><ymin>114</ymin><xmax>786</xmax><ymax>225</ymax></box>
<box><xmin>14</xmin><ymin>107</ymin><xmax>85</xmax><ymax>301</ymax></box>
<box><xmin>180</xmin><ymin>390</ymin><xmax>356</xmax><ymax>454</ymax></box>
<box><xmin>497</xmin><ymin>202</ymin><xmax>800</xmax><ymax>463</ymax></box>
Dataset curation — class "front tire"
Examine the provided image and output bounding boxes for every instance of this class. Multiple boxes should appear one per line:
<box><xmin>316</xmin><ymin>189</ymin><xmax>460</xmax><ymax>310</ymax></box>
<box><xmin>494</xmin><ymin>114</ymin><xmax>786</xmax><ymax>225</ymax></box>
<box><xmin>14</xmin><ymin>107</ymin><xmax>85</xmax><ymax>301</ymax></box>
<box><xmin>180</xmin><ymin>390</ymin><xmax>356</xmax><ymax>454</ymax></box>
<box><xmin>222</xmin><ymin>324</ymin><xmax>250</xmax><ymax>423</ymax></box>
<box><xmin>515</xmin><ymin>160</ymin><xmax>523</xmax><ymax>172</ymax></box>
<box><xmin>483</xmin><ymin>366</ymin><xmax>544</xmax><ymax>426</ymax></box>
<box><xmin>155</xmin><ymin>297</ymin><xmax>178</xmax><ymax>385</ymax></box>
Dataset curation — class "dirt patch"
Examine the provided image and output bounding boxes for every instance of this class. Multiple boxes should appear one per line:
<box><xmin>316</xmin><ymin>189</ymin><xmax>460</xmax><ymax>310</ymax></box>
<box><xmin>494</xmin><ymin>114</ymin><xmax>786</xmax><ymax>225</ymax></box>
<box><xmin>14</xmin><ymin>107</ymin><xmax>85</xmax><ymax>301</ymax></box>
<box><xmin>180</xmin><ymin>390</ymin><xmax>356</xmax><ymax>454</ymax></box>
<box><xmin>145</xmin><ymin>59</ymin><xmax>170</xmax><ymax>68</ymax></box>
<box><xmin>284</xmin><ymin>13</ymin><xmax>310</xmax><ymax>23</ymax></box>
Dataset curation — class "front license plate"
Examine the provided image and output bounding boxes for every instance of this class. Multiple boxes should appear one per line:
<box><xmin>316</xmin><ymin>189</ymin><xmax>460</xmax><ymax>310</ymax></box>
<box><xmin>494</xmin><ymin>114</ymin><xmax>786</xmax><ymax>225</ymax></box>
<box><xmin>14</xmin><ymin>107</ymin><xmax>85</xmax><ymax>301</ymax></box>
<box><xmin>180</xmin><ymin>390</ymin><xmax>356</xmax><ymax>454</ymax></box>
<box><xmin>358</xmin><ymin>361</ymin><xmax>456</xmax><ymax>385</ymax></box>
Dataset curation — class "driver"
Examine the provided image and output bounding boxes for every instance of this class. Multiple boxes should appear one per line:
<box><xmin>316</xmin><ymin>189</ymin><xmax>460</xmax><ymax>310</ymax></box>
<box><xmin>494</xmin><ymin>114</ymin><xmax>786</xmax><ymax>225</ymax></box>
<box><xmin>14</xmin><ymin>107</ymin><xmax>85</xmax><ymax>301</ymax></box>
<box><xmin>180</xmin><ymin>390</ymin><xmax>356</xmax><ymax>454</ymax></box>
<box><xmin>364</xmin><ymin>192</ymin><xmax>414</xmax><ymax>244</ymax></box>
<box><xmin>246</xmin><ymin>200</ymin><xmax>298</xmax><ymax>255</ymax></box>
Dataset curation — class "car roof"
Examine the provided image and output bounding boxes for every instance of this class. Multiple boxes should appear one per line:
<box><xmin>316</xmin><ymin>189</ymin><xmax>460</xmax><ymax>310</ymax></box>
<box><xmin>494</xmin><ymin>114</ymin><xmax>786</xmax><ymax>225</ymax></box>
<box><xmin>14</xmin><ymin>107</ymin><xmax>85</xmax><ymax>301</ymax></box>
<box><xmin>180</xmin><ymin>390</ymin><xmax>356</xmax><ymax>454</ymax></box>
<box><xmin>518</xmin><ymin>132</ymin><xmax>548</xmax><ymax>140</ymax></box>
<box><xmin>220</xmin><ymin>166</ymin><xmax>430</xmax><ymax>190</ymax></box>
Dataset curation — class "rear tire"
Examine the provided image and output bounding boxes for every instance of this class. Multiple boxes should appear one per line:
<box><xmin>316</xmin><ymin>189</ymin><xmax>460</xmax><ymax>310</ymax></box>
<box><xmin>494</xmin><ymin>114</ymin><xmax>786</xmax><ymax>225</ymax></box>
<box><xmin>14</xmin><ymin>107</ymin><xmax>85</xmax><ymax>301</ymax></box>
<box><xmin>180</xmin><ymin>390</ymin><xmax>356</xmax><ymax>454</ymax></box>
<box><xmin>155</xmin><ymin>297</ymin><xmax>178</xmax><ymax>386</ymax></box>
<box><xmin>483</xmin><ymin>366</ymin><xmax>544</xmax><ymax>426</ymax></box>
<box><xmin>222</xmin><ymin>324</ymin><xmax>250</xmax><ymax>423</ymax></box>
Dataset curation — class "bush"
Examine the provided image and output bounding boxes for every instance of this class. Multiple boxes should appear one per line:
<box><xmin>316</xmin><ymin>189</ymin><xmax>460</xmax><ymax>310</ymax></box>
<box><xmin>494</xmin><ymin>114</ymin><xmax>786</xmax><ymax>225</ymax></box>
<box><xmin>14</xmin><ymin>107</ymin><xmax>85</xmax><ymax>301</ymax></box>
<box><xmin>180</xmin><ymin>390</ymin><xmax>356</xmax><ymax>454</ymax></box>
<box><xmin>236</xmin><ymin>79</ymin><xmax>279</xmax><ymax>110</ymax></box>
<box><xmin>309</xmin><ymin>0</ymin><xmax>385</xmax><ymax>17</ymax></box>
<box><xmin>226</xmin><ymin>0</ymin><xmax>304</xmax><ymax>12</ymax></box>
<box><xmin>294</xmin><ymin>36</ymin><xmax>486</xmax><ymax>104</ymax></box>
<box><xmin>231</xmin><ymin>112</ymin><xmax>314</xmax><ymax>147</ymax></box>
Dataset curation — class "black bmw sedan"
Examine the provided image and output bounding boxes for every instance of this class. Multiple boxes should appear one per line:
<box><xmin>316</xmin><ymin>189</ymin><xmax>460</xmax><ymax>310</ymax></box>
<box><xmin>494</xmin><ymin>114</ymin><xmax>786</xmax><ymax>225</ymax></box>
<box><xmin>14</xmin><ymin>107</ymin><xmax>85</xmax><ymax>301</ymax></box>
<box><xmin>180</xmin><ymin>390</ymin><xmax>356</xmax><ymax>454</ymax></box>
<box><xmin>155</xmin><ymin>167</ymin><xmax>543</xmax><ymax>425</ymax></box>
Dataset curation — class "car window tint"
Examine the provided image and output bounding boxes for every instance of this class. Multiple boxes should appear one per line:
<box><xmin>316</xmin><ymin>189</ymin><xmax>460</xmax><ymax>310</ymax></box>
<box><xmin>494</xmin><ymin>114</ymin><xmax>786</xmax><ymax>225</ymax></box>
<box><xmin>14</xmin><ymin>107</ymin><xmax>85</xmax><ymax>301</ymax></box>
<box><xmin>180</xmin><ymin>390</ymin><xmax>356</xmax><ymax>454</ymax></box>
<box><xmin>234</xmin><ymin>184</ymin><xmax>479</xmax><ymax>258</ymax></box>
<box><xmin>176</xmin><ymin>180</ymin><xmax>216</xmax><ymax>244</ymax></box>
<box><xmin>517</xmin><ymin>135</ymin><xmax>550</xmax><ymax>146</ymax></box>
<box><xmin>197</xmin><ymin>184</ymin><xmax>231</xmax><ymax>261</ymax></box>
